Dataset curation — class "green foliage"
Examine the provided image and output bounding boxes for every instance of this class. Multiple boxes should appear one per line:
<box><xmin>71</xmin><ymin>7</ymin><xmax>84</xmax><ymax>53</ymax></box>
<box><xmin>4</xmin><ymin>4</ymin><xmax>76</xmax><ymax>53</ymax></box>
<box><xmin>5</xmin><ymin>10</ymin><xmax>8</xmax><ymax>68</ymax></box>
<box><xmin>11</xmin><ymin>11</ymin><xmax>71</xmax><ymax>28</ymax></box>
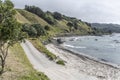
<box><xmin>0</xmin><ymin>0</ymin><xmax>25</xmax><ymax>73</ymax></box>
<box><xmin>0</xmin><ymin>0</ymin><xmax>24</xmax><ymax>44</ymax></box>
<box><xmin>22</xmin><ymin>23</ymin><xmax>47</xmax><ymax>37</ymax></box>
<box><xmin>56</xmin><ymin>60</ymin><xmax>65</xmax><ymax>65</ymax></box>
<box><xmin>53</xmin><ymin>12</ymin><xmax>63</xmax><ymax>20</ymax></box>
<box><xmin>44</xmin><ymin>25</ymin><xmax>50</xmax><ymax>31</ymax></box>
<box><xmin>67</xmin><ymin>22</ymin><xmax>74</xmax><ymax>27</ymax></box>
<box><xmin>17</xmin><ymin>5</ymin><xmax>97</xmax><ymax>37</ymax></box>
<box><xmin>30</xmin><ymin>39</ymin><xmax>57</xmax><ymax>60</ymax></box>
<box><xmin>32</xmin><ymin>24</ymin><xmax>46</xmax><ymax>36</ymax></box>
<box><xmin>19</xmin><ymin>72</ymin><xmax>49</xmax><ymax>80</ymax></box>
<box><xmin>44</xmin><ymin>13</ymin><xmax>56</xmax><ymax>25</ymax></box>
<box><xmin>24</xmin><ymin>5</ymin><xmax>56</xmax><ymax>25</ymax></box>
<box><xmin>22</xmin><ymin>24</ymin><xmax>37</xmax><ymax>37</ymax></box>
<box><xmin>25</xmin><ymin>5</ymin><xmax>45</xmax><ymax>18</ymax></box>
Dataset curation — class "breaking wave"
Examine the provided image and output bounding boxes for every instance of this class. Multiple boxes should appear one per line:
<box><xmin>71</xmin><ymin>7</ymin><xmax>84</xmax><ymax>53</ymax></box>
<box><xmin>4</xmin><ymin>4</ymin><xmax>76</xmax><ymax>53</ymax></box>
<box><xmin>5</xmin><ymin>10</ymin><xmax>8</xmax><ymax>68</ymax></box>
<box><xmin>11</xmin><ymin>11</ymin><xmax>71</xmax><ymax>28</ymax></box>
<box><xmin>64</xmin><ymin>44</ymin><xmax>86</xmax><ymax>49</ymax></box>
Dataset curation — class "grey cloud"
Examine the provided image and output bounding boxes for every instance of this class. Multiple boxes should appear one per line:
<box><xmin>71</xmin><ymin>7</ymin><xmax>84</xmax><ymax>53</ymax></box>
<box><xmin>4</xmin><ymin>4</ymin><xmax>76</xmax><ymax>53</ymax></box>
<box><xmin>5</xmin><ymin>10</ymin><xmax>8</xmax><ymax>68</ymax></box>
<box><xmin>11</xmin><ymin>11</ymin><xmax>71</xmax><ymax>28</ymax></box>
<box><xmin>11</xmin><ymin>0</ymin><xmax>120</xmax><ymax>24</ymax></box>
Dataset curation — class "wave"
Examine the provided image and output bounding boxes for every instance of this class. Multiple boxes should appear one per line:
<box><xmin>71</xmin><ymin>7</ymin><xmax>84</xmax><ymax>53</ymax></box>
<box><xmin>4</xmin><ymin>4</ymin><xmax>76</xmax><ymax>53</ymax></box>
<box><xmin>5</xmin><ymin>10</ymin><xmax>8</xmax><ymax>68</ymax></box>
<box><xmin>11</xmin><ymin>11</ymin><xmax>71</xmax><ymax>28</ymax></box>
<box><xmin>63</xmin><ymin>44</ymin><xmax>86</xmax><ymax>49</ymax></box>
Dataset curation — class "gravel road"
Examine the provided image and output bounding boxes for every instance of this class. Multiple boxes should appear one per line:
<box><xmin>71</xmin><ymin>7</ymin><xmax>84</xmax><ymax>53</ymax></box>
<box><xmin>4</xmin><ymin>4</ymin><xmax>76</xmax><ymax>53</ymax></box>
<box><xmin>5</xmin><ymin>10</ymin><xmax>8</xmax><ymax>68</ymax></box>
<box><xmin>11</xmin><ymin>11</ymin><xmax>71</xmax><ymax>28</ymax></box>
<box><xmin>21</xmin><ymin>40</ymin><xmax>100</xmax><ymax>80</ymax></box>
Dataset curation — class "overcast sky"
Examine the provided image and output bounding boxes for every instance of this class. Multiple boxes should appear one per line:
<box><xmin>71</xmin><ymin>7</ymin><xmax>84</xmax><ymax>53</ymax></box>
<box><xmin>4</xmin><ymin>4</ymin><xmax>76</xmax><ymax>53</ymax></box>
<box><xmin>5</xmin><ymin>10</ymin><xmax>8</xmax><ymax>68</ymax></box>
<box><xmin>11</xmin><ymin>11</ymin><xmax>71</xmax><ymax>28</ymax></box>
<box><xmin>11</xmin><ymin>0</ymin><xmax>120</xmax><ymax>24</ymax></box>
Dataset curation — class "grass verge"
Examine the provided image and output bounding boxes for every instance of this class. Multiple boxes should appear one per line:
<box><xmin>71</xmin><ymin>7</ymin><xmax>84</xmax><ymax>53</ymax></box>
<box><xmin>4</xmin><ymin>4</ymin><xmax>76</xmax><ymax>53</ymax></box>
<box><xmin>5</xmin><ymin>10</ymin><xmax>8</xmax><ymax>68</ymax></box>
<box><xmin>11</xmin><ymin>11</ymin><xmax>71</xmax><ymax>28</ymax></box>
<box><xmin>9</xmin><ymin>43</ymin><xmax>50</xmax><ymax>80</ymax></box>
<box><xmin>29</xmin><ymin>38</ymin><xmax>57</xmax><ymax>60</ymax></box>
<box><xmin>29</xmin><ymin>38</ymin><xmax>65</xmax><ymax>66</ymax></box>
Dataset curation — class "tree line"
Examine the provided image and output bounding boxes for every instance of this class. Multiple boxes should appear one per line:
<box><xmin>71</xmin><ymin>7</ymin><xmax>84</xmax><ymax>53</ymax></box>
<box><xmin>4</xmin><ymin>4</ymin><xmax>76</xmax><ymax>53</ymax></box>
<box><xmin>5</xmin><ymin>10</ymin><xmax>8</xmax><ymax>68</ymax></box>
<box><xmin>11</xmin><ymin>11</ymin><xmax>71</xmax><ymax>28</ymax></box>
<box><xmin>25</xmin><ymin>5</ymin><xmax>63</xmax><ymax>25</ymax></box>
<box><xmin>22</xmin><ymin>23</ymin><xmax>50</xmax><ymax>37</ymax></box>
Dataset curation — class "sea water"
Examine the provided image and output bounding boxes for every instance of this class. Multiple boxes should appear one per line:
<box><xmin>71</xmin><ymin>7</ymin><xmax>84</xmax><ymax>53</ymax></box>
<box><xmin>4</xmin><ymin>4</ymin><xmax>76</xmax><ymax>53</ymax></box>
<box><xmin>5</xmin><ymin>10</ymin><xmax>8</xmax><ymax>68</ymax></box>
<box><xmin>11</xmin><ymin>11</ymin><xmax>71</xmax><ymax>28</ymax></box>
<box><xmin>63</xmin><ymin>33</ymin><xmax>120</xmax><ymax>65</ymax></box>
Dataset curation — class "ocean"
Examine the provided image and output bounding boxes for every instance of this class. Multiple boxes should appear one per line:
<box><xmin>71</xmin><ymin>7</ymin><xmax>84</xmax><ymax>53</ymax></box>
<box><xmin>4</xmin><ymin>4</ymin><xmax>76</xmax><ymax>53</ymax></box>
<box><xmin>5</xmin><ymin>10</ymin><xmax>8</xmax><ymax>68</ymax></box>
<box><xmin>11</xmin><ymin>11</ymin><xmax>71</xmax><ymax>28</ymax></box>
<box><xmin>62</xmin><ymin>33</ymin><xmax>120</xmax><ymax>66</ymax></box>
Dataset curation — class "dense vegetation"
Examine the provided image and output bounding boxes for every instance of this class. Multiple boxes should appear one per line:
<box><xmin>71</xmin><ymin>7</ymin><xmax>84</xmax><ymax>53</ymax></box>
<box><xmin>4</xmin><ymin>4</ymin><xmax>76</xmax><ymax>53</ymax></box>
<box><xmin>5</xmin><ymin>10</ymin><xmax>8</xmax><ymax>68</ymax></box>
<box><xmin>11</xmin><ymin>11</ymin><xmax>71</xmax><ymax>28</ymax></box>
<box><xmin>23</xmin><ymin>5</ymin><xmax>94</xmax><ymax>37</ymax></box>
<box><xmin>91</xmin><ymin>23</ymin><xmax>120</xmax><ymax>33</ymax></box>
<box><xmin>0</xmin><ymin>0</ymin><xmax>25</xmax><ymax>74</ymax></box>
<box><xmin>22</xmin><ymin>23</ymin><xmax>47</xmax><ymax>37</ymax></box>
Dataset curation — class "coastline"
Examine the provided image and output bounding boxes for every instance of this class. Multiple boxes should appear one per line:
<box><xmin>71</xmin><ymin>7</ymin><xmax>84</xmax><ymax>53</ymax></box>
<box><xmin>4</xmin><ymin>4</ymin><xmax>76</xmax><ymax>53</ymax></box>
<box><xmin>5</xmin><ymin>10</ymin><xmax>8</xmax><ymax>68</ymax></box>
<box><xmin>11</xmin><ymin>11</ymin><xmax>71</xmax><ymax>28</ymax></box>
<box><xmin>46</xmin><ymin>43</ymin><xmax>120</xmax><ymax>80</ymax></box>
<box><xmin>59</xmin><ymin>45</ymin><xmax>120</xmax><ymax>69</ymax></box>
<box><xmin>52</xmin><ymin>33</ymin><xmax>120</xmax><ymax>69</ymax></box>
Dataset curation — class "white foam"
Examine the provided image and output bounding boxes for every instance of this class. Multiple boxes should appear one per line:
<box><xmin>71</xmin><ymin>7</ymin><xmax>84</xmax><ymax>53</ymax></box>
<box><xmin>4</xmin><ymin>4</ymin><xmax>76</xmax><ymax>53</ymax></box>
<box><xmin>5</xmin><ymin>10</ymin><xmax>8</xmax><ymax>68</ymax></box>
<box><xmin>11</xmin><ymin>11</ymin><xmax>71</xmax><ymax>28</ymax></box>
<box><xmin>63</xmin><ymin>44</ymin><xmax>86</xmax><ymax>49</ymax></box>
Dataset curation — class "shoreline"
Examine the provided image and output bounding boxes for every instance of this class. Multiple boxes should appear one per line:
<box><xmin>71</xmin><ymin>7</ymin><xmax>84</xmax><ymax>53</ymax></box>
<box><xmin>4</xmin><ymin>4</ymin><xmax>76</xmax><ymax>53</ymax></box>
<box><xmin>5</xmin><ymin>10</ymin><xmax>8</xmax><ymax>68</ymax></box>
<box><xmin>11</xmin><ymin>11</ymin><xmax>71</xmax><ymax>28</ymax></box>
<box><xmin>46</xmin><ymin>43</ymin><xmax>120</xmax><ymax>80</ymax></box>
<box><xmin>58</xmin><ymin>44</ymin><xmax>120</xmax><ymax>69</ymax></box>
<box><xmin>51</xmin><ymin>34</ymin><xmax>120</xmax><ymax>69</ymax></box>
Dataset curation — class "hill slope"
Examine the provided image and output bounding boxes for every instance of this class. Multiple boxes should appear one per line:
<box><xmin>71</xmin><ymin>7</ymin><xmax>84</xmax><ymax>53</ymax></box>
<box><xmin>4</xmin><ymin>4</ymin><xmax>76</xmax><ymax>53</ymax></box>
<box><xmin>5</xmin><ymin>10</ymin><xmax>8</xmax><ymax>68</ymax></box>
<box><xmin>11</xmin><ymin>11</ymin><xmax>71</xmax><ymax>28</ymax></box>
<box><xmin>16</xmin><ymin>9</ymin><xmax>93</xmax><ymax>36</ymax></box>
<box><xmin>91</xmin><ymin>23</ymin><xmax>120</xmax><ymax>33</ymax></box>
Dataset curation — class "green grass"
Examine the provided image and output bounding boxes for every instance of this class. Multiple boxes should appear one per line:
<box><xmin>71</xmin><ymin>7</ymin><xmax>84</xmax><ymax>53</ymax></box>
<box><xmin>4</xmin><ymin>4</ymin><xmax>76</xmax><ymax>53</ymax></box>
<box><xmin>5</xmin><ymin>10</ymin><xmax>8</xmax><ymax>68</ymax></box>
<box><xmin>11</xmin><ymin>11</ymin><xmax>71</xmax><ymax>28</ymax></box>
<box><xmin>16</xmin><ymin>9</ymin><xmax>93</xmax><ymax>37</ymax></box>
<box><xmin>17</xmin><ymin>9</ymin><xmax>50</xmax><ymax>26</ymax></box>
<box><xmin>15</xmin><ymin>11</ymin><xmax>31</xmax><ymax>24</ymax></box>
<box><xmin>29</xmin><ymin>38</ymin><xmax>57</xmax><ymax>60</ymax></box>
<box><xmin>29</xmin><ymin>38</ymin><xmax>65</xmax><ymax>66</ymax></box>
<box><xmin>19</xmin><ymin>72</ymin><xmax>49</xmax><ymax>80</ymax></box>
<box><xmin>10</xmin><ymin>43</ymin><xmax>50</xmax><ymax>80</ymax></box>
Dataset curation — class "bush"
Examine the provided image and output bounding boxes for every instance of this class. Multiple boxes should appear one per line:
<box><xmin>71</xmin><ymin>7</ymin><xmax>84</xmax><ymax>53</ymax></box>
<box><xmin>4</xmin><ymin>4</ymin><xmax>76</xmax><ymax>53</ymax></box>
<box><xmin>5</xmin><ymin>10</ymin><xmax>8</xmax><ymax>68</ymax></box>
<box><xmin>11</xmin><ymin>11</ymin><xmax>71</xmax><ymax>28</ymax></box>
<box><xmin>30</xmin><ymin>39</ymin><xmax>57</xmax><ymax>60</ymax></box>
<box><xmin>44</xmin><ymin>13</ymin><xmax>56</xmax><ymax>25</ymax></box>
<box><xmin>53</xmin><ymin>12</ymin><xmax>63</xmax><ymax>20</ymax></box>
<box><xmin>24</xmin><ymin>5</ymin><xmax>56</xmax><ymax>25</ymax></box>
<box><xmin>56</xmin><ymin>60</ymin><xmax>65</xmax><ymax>65</ymax></box>
<box><xmin>22</xmin><ymin>24</ymin><xmax>47</xmax><ymax>37</ymax></box>
<box><xmin>22</xmin><ymin>24</ymin><xmax>37</xmax><ymax>37</ymax></box>
<box><xmin>44</xmin><ymin>25</ymin><xmax>50</xmax><ymax>31</ymax></box>
<box><xmin>67</xmin><ymin>22</ymin><xmax>73</xmax><ymax>27</ymax></box>
<box><xmin>31</xmin><ymin>24</ymin><xmax>46</xmax><ymax>36</ymax></box>
<box><xmin>25</xmin><ymin>5</ymin><xmax>45</xmax><ymax>18</ymax></box>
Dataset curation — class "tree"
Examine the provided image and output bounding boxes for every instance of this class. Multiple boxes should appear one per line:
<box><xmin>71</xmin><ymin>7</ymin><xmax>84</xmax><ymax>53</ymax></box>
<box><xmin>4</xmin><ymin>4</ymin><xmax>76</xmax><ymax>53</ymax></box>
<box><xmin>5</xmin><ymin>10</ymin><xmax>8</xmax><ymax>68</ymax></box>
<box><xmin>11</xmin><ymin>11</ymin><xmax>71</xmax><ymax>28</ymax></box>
<box><xmin>25</xmin><ymin>5</ymin><xmax>56</xmax><ymax>25</ymax></box>
<box><xmin>67</xmin><ymin>22</ymin><xmax>74</xmax><ymax>32</ymax></box>
<box><xmin>44</xmin><ymin>15</ymin><xmax>55</xmax><ymax>25</ymax></box>
<box><xmin>44</xmin><ymin>25</ymin><xmax>50</xmax><ymax>31</ymax></box>
<box><xmin>73</xmin><ymin>22</ymin><xmax>78</xmax><ymax>30</ymax></box>
<box><xmin>53</xmin><ymin>12</ymin><xmax>62</xmax><ymax>20</ymax></box>
<box><xmin>22</xmin><ymin>24</ymin><xmax>47</xmax><ymax>37</ymax></box>
<box><xmin>25</xmin><ymin>5</ymin><xmax>45</xmax><ymax>19</ymax></box>
<box><xmin>22</xmin><ymin>24</ymin><xmax>37</xmax><ymax>37</ymax></box>
<box><xmin>67</xmin><ymin>22</ymin><xmax>73</xmax><ymax>27</ymax></box>
<box><xmin>32</xmin><ymin>24</ymin><xmax>46</xmax><ymax>36</ymax></box>
<box><xmin>0</xmin><ymin>0</ymin><xmax>25</xmax><ymax>74</ymax></box>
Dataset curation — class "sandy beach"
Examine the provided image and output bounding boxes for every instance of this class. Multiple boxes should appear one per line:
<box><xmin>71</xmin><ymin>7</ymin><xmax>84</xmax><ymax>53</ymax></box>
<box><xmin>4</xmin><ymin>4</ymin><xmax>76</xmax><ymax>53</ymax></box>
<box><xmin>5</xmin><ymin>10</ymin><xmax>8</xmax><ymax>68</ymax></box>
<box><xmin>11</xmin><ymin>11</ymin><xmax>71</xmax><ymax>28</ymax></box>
<box><xmin>46</xmin><ymin>43</ymin><xmax>120</xmax><ymax>80</ymax></box>
<box><xmin>22</xmin><ymin>40</ymin><xmax>100</xmax><ymax>80</ymax></box>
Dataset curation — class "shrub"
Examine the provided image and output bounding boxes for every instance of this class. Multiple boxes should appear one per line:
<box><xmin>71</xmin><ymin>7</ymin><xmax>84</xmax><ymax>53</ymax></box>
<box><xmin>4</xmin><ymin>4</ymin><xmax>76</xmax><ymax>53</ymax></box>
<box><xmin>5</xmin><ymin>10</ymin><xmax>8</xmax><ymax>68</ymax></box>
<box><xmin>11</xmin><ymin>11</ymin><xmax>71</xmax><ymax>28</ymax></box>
<box><xmin>25</xmin><ymin>5</ymin><xmax>45</xmax><ymax>18</ymax></box>
<box><xmin>30</xmin><ymin>39</ymin><xmax>57</xmax><ymax>60</ymax></box>
<box><xmin>44</xmin><ymin>25</ymin><xmax>50</xmax><ymax>31</ymax></box>
<box><xmin>56</xmin><ymin>60</ymin><xmax>65</xmax><ymax>65</ymax></box>
<box><xmin>22</xmin><ymin>24</ymin><xmax>47</xmax><ymax>37</ymax></box>
<box><xmin>44</xmin><ymin>13</ymin><xmax>56</xmax><ymax>25</ymax></box>
<box><xmin>53</xmin><ymin>12</ymin><xmax>63</xmax><ymax>20</ymax></box>
<box><xmin>22</xmin><ymin>24</ymin><xmax>37</xmax><ymax>37</ymax></box>
<box><xmin>31</xmin><ymin>24</ymin><xmax>46</xmax><ymax>36</ymax></box>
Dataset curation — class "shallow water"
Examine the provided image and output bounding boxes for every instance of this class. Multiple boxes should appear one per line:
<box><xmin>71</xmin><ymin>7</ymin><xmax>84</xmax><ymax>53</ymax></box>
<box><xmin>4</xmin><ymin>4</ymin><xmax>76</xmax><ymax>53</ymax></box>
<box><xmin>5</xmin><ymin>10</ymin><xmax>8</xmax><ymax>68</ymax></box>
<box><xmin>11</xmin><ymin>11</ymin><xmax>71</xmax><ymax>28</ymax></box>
<box><xmin>63</xmin><ymin>33</ymin><xmax>120</xmax><ymax>65</ymax></box>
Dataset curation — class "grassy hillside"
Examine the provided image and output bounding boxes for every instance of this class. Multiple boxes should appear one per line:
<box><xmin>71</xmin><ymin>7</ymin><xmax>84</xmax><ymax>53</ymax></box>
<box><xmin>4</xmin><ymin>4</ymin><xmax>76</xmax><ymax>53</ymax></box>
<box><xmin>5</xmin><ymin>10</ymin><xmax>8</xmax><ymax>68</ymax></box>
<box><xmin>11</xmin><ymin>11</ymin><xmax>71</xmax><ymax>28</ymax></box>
<box><xmin>15</xmin><ymin>8</ymin><xmax>95</xmax><ymax>65</ymax></box>
<box><xmin>16</xmin><ymin>9</ymin><xmax>93</xmax><ymax>37</ymax></box>
<box><xmin>15</xmin><ymin>8</ymin><xmax>94</xmax><ymax>61</ymax></box>
<box><xmin>15</xmin><ymin>11</ymin><xmax>30</xmax><ymax>24</ymax></box>
<box><xmin>17</xmin><ymin>9</ymin><xmax>50</xmax><ymax>26</ymax></box>
<box><xmin>91</xmin><ymin>23</ymin><xmax>120</xmax><ymax>33</ymax></box>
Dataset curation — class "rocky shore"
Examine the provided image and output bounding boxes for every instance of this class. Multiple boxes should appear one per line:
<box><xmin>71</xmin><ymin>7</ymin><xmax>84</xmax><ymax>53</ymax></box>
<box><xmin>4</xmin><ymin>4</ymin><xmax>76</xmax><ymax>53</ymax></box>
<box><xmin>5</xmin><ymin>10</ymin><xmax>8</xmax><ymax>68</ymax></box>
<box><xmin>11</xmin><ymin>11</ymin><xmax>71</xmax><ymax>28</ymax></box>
<box><xmin>46</xmin><ymin>43</ymin><xmax>120</xmax><ymax>80</ymax></box>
